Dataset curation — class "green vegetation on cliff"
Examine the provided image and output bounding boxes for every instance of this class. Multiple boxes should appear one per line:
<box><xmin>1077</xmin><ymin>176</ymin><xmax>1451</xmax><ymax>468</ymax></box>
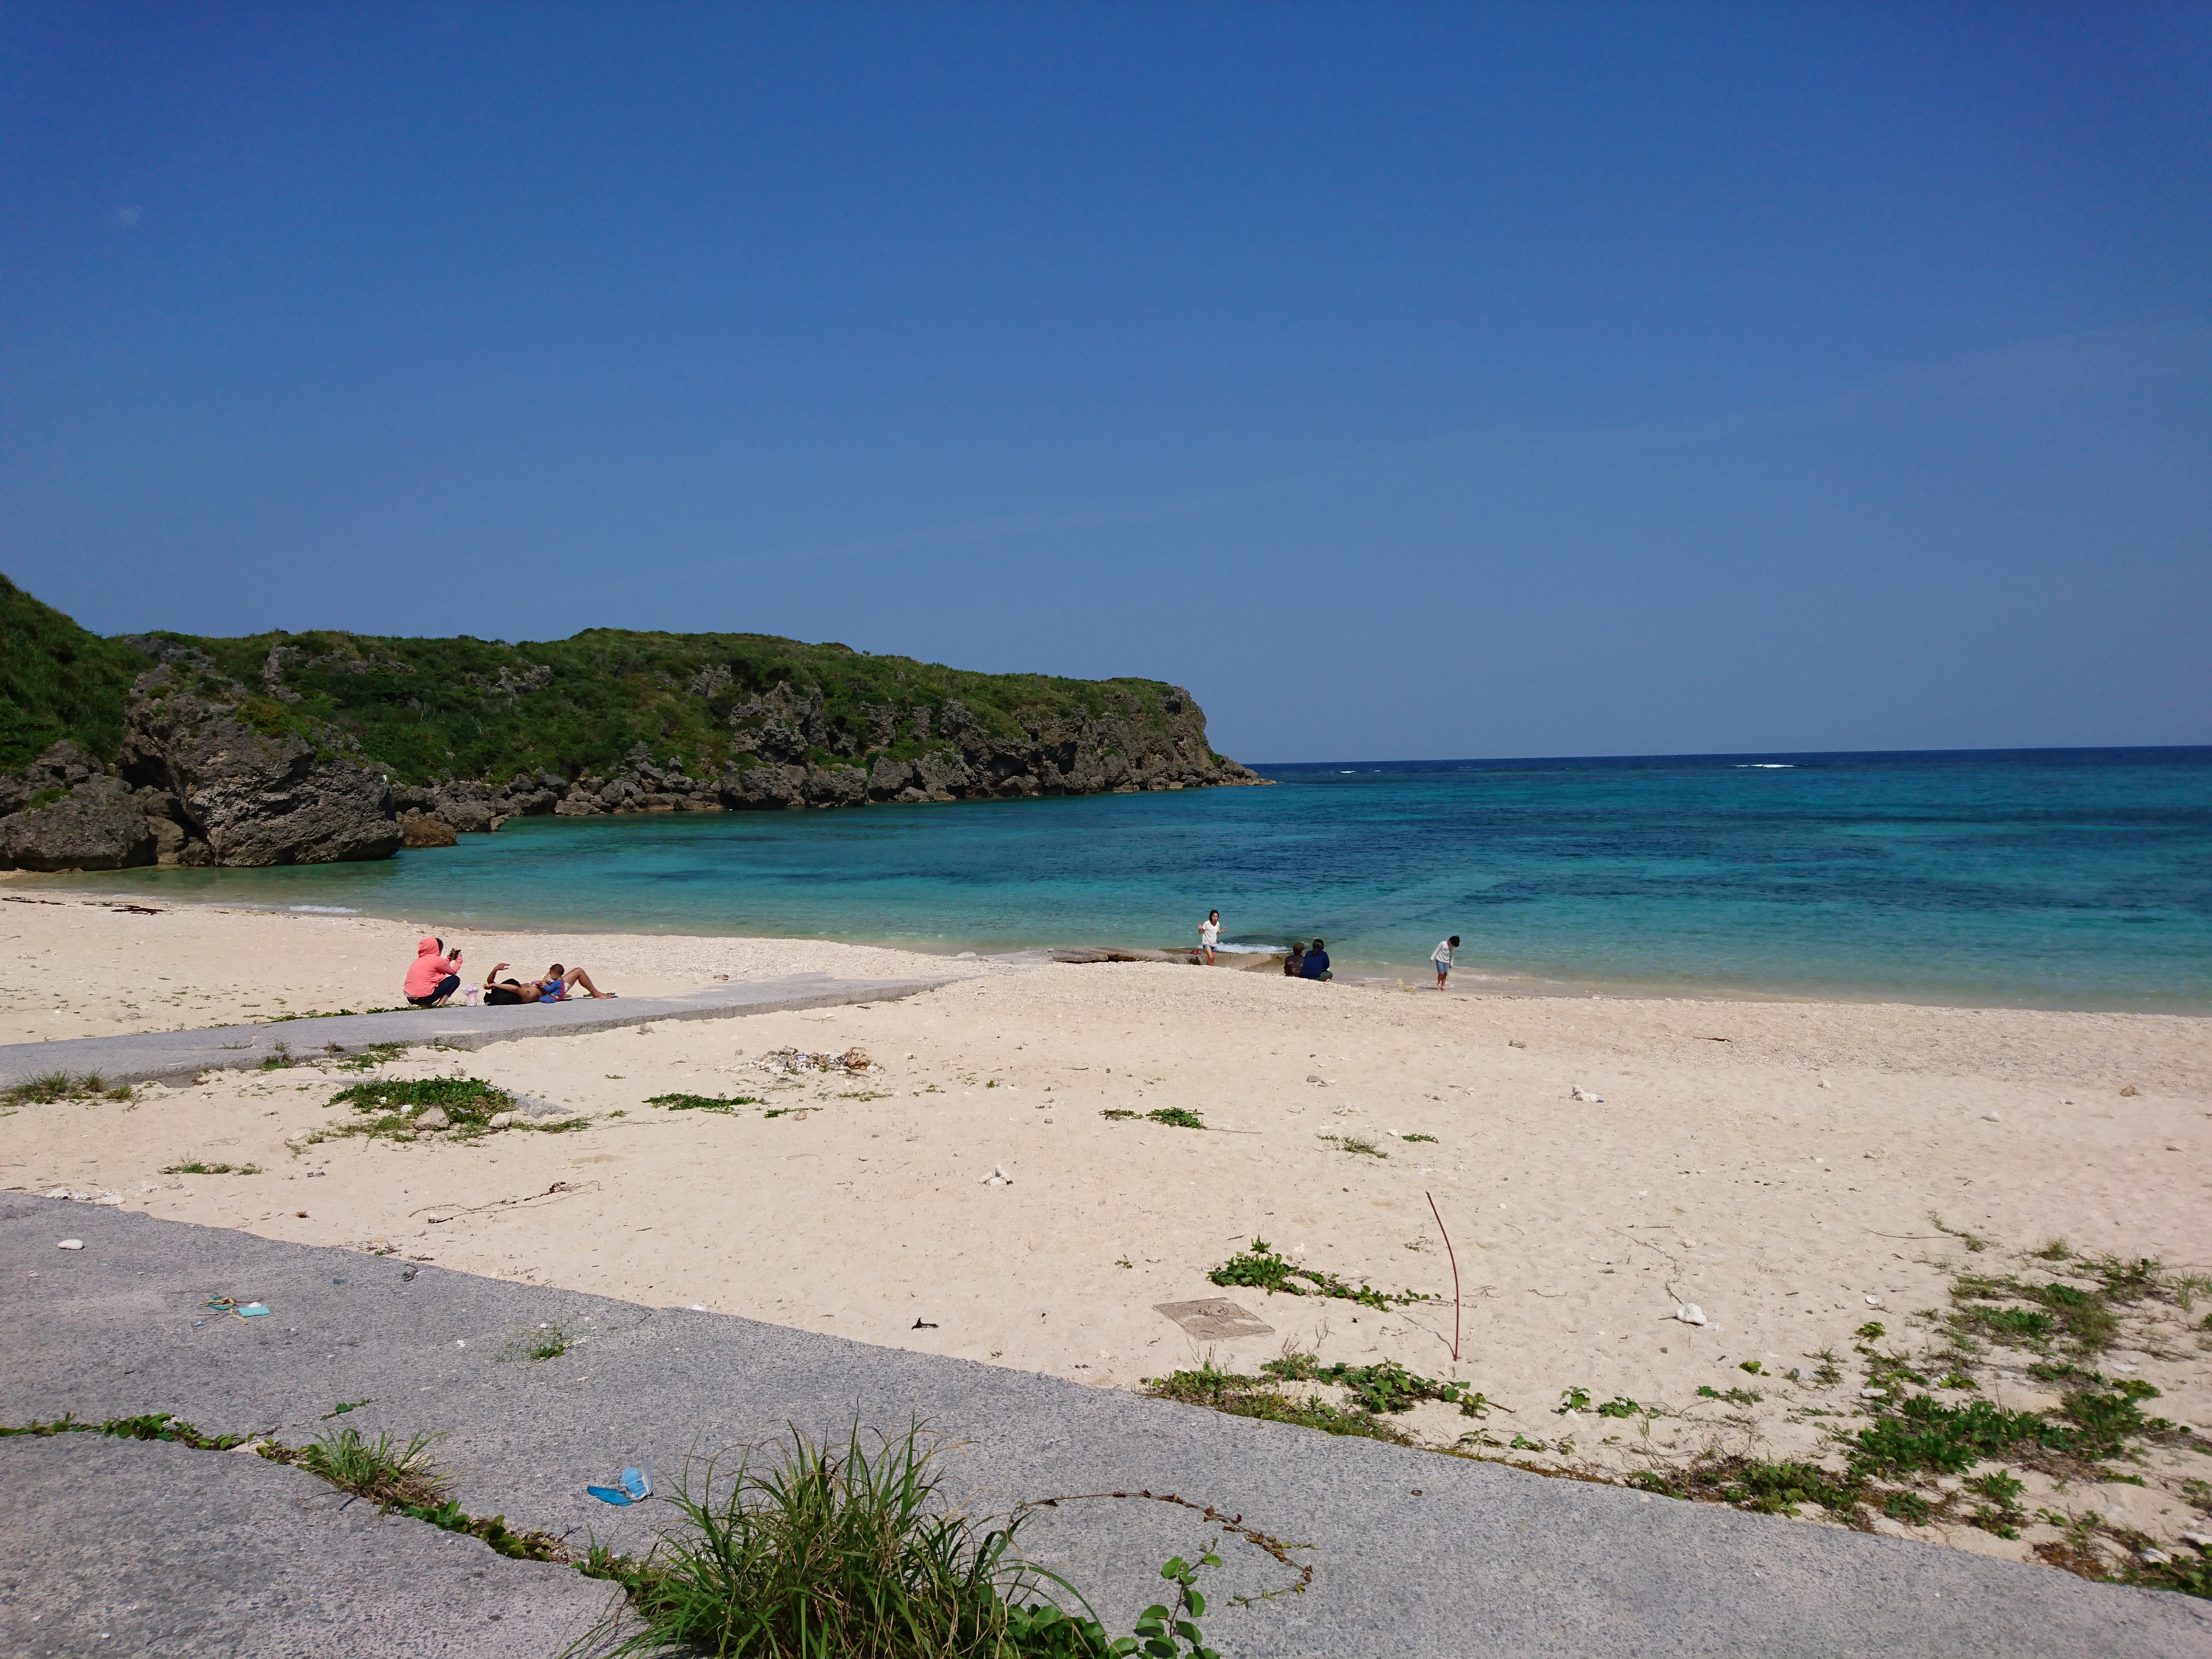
<box><xmin>0</xmin><ymin>576</ymin><xmax>145</xmax><ymax>770</ymax></box>
<box><xmin>139</xmin><ymin>627</ymin><xmax>1199</xmax><ymax>784</ymax></box>
<box><xmin>0</xmin><ymin>575</ymin><xmax>1215</xmax><ymax>787</ymax></box>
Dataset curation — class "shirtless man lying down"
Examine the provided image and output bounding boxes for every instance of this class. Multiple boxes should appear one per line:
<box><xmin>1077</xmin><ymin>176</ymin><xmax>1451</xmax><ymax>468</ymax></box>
<box><xmin>482</xmin><ymin>962</ymin><xmax>615</xmax><ymax>1005</ymax></box>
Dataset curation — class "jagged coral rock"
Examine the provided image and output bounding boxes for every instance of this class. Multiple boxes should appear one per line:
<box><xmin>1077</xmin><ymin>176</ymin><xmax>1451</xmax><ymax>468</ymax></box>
<box><xmin>4</xmin><ymin>574</ymin><xmax>1267</xmax><ymax>851</ymax></box>
<box><xmin>0</xmin><ymin>772</ymin><xmax>155</xmax><ymax>870</ymax></box>
<box><xmin>121</xmin><ymin>663</ymin><xmax>400</xmax><ymax>865</ymax></box>
<box><xmin>399</xmin><ymin>811</ymin><xmax>457</xmax><ymax>848</ymax></box>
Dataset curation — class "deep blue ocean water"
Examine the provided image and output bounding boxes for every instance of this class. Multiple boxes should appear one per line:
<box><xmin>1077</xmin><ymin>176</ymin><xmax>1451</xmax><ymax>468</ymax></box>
<box><xmin>46</xmin><ymin>747</ymin><xmax>2212</xmax><ymax>1013</ymax></box>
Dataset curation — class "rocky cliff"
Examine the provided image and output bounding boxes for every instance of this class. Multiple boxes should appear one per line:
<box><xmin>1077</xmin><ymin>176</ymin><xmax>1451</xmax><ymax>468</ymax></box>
<box><xmin>0</xmin><ymin>577</ymin><xmax>1262</xmax><ymax>871</ymax></box>
<box><xmin>119</xmin><ymin>646</ymin><xmax>401</xmax><ymax>866</ymax></box>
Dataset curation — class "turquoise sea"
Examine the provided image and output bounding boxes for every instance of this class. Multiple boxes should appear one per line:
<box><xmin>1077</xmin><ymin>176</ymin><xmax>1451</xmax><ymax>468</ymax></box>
<box><xmin>46</xmin><ymin>747</ymin><xmax>2212</xmax><ymax>1014</ymax></box>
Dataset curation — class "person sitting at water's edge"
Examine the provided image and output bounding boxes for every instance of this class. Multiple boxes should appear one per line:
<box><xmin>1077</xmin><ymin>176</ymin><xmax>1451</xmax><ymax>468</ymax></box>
<box><xmin>403</xmin><ymin>937</ymin><xmax>463</xmax><ymax>1007</ymax></box>
<box><xmin>1299</xmin><ymin>939</ymin><xmax>1331</xmax><ymax>981</ymax></box>
<box><xmin>1283</xmin><ymin>939</ymin><xmax>1306</xmax><ymax>977</ymax></box>
<box><xmin>1432</xmin><ymin>935</ymin><xmax>1459</xmax><ymax>990</ymax></box>
<box><xmin>483</xmin><ymin>961</ymin><xmax>615</xmax><ymax>1004</ymax></box>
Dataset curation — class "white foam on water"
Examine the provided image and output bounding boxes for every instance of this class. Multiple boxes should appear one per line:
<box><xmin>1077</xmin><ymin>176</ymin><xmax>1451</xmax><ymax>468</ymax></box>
<box><xmin>286</xmin><ymin>904</ymin><xmax>359</xmax><ymax>914</ymax></box>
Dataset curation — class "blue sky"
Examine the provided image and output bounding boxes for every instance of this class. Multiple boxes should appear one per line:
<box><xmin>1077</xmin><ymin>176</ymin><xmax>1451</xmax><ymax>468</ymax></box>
<box><xmin>3</xmin><ymin>2</ymin><xmax>2206</xmax><ymax>763</ymax></box>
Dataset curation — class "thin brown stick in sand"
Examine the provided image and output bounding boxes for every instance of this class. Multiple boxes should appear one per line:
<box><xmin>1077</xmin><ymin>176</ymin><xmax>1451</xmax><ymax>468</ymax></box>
<box><xmin>1427</xmin><ymin>1190</ymin><xmax>1461</xmax><ymax>1363</ymax></box>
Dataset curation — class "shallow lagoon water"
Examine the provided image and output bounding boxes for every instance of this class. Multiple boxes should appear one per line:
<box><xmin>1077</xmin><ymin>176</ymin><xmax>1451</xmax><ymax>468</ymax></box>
<box><xmin>53</xmin><ymin>747</ymin><xmax>2212</xmax><ymax>1013</ymax></box>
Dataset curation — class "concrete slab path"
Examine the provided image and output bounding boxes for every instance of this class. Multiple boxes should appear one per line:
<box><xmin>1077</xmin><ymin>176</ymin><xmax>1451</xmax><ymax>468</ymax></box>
<box><xmin>3</xmin><ymin>1433</ymin><xmax>616</xmax><ymax>1657</ymax></box>
<box><xmin>0</xmin><ymin>973</ymin><xmax>961</xmax><ymax>1092</ymax></box>
<box><xmin>3</xmin><ymin>1199</ymin><xmax>2204</xmax><ymax>1657</ymax></box>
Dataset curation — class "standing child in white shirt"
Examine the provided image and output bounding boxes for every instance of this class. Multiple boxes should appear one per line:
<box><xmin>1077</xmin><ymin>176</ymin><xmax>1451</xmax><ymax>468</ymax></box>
<box><xmin>1199</xmin><ymin>910</ymin><xmax>1221</xmax><ymax>965</ymax></box>
<box><xmin>1431</xmin><ymin>935</ymin><xmax>1460</xmax><ymax>990</ymax></box>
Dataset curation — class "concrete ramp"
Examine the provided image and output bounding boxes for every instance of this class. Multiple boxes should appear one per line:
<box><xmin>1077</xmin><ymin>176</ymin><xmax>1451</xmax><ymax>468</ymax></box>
<box><xmin>2</xmin><ymin>1200</ymin><xmax>2205</xmax><ymax>1658</ymax></box>
<box><xmin>0</xmin><ymin>972</ymin><xmax>961</xmax><ymax>1091</ymax></box>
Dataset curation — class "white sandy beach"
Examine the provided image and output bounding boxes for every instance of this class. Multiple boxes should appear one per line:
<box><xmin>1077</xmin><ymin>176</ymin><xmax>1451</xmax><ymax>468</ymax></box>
<box><xmin>4</xmin><ymin>889</ymin><xmax>2209</xmax><ymax>1572</ymax></box>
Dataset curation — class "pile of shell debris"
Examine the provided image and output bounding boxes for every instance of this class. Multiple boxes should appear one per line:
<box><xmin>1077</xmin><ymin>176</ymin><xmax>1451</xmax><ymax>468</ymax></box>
<box><xmin>745</xmin><ymin>1045</ymin><xmax>876</xmax><ymax>1085</ymax></box>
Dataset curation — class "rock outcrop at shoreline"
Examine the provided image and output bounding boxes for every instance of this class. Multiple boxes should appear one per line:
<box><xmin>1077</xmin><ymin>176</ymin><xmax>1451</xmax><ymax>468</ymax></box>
<box><xmin>0</xmin><ymin>651</ymin><xmax>402</xmax><ymax>870</ymax></box>
<box><xmin>0</xmin><ymin>573</ymin><xmax>1262</xmax><ymax>869</ymax></box>
<box><xmin>119</xmin><ymin>652</ymin><xmax>402</xmax><ymax>866</ymax></box>
<box><xmin>0</xmin><ymin>743</ymin><xmax>155</xmax><ymax>872</ymax></box>
<box><xmin>391</xmin><ymin>686</ymin><xmax>1254</xmax><ymax>831</ymax></box>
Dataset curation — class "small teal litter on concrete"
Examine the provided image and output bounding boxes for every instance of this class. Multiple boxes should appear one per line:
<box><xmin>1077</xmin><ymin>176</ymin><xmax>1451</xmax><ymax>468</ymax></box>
<box><xmin>587</xmin><ymin>1464</ymin><xmax>652</xmax><ymax>1506</ymax></box>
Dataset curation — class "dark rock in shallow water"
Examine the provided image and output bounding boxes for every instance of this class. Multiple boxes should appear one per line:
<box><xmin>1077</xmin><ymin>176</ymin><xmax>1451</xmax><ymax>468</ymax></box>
<box><xmin>0</xmin><ymin>773</ymin><xmax>155</xmax><ymax>870</ymax></box>
<box><xmin>803</xmin><ymin>765</ymin><xmax>869</xmax><ymax>807</ymax></box>
<box><xmin>120</xmin><ymin>663</ymin><xmax>400</xmax><ymax>866</ymax></box>
<box><xmin>721</xmin><ymin>764</ymin><xmax>803</xmax><ymax>808</ymax></box>
<box><xmin>914</xmin><ymin>750</ymin><xmax>972</xmax><ymax>797</ymax></box>
<box><xmin>393</xmin><ymin>779</ymin><xmax>505</xmax><ymax>834</ymax></box>
<box><xmin>868</xmin><ymin>757</ymin><xmax>914</xmax><ymax>799</ymax></box>
<box><xmin>433</xmin><ymin>788</ymin><xmax>499</xmax><ymax>834</ymax></box>
<box><xmin>398</xmin><ymin>811</ymin><xmax>457</xmax><ymax>848</ymax></box>
<box><xmin>489</xmin><ymin>772</ymin><xmax>563</xmax><ymax>819</ymax></box>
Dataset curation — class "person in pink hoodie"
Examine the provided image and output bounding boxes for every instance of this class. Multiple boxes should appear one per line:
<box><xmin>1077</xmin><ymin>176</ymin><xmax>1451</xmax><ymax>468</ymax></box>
<box><xmin>403</xmin><ymin>937</ymin><xmax>463</xmax><ymax>1007</ymax></box>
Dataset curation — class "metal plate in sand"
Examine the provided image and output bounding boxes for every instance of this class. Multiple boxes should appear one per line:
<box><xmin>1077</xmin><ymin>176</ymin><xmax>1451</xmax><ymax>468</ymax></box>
<box><xmin>1152</xmin><ymin>1299</ymin><xmax>1274</xmax><ymax>1339</ymax></box>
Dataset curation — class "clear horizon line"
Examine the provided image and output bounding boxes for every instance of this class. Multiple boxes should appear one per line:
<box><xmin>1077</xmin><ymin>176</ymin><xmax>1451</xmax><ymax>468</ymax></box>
<box><xmin>1244</xmin><ymin>742</ymin><xmax>2212</xmax><ymax>769</ymax></box>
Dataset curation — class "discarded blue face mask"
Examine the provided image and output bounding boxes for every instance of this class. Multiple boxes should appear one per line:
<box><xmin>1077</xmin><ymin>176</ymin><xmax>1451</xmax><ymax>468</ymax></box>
<box><xmin>587</xmin><ymin>1464</ymin><xmax>653</xmax><ymax>1506</ymax></box>
<box><xmin>236</xmin><ymin>1304</ymin><xmax>272</xmax><ymax>1318</ymax></box>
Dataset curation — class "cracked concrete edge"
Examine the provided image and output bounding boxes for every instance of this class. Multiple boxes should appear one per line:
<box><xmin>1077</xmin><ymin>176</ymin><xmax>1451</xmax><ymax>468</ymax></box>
<box><xmin>6</xmin><ymin>1200</ymin><xmax>2210</xmax><ymax>1658</ymax></box>
<box><xmin>0</xmin><ymin>1432</ymin><xmax>631</xmax><ymax>1659</ymax></box>
<box><xmin>0</xmin><ymin>973</ymin><xmax>964</xmax><ymax>1090</ymax></box>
